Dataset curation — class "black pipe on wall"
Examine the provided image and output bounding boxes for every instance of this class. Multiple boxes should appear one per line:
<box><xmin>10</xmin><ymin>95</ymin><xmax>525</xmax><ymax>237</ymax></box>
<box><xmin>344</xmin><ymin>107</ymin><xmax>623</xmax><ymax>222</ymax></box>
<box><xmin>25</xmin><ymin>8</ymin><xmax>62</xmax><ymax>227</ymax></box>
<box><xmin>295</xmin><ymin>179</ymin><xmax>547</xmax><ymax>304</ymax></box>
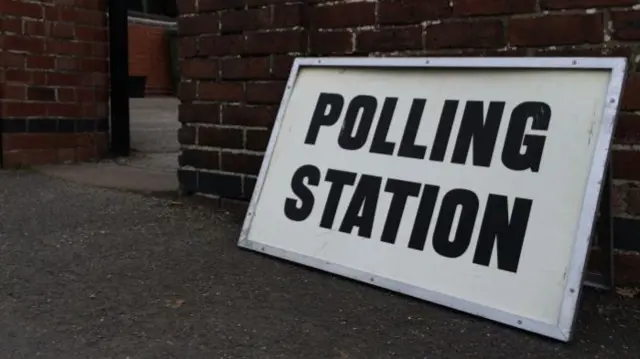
<box><xmin>108</xmin><ymin>0</ymin><xmax>131</xmax><ymax>157</ymax></box>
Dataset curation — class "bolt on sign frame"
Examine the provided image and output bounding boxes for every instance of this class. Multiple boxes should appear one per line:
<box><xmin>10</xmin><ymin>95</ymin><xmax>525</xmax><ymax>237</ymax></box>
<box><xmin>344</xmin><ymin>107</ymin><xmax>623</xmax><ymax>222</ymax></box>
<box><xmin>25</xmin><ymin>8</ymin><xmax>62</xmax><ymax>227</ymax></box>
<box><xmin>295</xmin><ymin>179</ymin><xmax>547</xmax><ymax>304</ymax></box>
<box><xmin>238</xmin><ymin>57</ymin><xmax>627</xmax><ymax>342</ymax></box>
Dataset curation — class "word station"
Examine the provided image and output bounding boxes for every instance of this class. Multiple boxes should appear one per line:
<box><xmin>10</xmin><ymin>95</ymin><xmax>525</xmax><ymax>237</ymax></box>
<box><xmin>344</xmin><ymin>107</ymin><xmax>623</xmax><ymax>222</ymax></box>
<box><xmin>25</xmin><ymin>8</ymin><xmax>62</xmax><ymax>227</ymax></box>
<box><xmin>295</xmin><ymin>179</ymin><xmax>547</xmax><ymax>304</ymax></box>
<box><xmin>283</xmin><ymin>93</ymin><xmax>553</xmax><ymax>274</ymax></box>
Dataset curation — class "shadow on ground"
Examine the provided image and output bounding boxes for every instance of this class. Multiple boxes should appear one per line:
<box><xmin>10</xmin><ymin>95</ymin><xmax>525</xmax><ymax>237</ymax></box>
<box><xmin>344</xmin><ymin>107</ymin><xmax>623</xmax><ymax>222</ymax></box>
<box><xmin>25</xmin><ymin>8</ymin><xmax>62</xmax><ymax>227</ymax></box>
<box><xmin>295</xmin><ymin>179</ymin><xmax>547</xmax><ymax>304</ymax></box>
<box><xmin>0</xmin><ymin>171</ymin><xmax>638</xmax><ymax>359</ymax></box>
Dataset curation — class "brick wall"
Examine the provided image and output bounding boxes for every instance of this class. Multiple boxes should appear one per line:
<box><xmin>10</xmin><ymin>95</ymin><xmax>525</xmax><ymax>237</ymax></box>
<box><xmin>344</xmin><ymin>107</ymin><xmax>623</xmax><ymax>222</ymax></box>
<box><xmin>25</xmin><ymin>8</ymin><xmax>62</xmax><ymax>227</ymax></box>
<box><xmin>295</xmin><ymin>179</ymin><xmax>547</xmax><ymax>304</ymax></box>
<box><xmin>128</xmin><ymin>18</ymin><xmax>175</xmax><ymax>96</ymax></box>
<box><xmin>176</xmin><ymin>0</ymin><xmax>640</xmax><ymax>275</ymax></box>
<box><xmin>0</xmin><ymin>0</ymin><xmax>109</xmax><ymax>167</ymax></box>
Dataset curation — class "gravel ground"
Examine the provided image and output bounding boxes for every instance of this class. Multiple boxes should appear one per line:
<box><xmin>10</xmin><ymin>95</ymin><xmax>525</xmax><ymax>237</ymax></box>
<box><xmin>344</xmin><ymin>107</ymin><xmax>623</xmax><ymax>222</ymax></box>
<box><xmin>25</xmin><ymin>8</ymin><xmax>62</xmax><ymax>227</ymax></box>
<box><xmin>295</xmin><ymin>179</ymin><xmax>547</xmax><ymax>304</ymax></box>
<box><xmin>0</xmin><ymin>170</ymin><xmax>638</xmax><ymax>359</ymax></box>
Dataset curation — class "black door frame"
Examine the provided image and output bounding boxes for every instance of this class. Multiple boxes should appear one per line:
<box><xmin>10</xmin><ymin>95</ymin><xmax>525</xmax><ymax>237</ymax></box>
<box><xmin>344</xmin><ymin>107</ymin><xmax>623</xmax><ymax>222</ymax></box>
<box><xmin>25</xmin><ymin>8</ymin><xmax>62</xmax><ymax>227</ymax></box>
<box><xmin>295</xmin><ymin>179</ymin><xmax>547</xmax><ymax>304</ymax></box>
<box><xmin>108</xmin><ymin>0</ymin><xmax>131</xmax><ymax>157</ymax></box>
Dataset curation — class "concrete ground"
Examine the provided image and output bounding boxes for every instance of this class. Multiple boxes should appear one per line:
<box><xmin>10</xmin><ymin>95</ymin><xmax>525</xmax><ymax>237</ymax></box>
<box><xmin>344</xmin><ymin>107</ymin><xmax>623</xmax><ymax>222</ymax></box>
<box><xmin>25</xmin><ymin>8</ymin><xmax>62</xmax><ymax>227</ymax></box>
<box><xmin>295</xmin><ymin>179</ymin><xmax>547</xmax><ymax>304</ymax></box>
<box><xmin>130</xmin><ymin>97</ymin><xmax>180</xmax><ymax>155</ymax></box>
<box><xmin>0</xmin><ymin>169</ymin><xmax>639</xmax><ymax>359</ymax></box>
<box><xmin>39</xmin><ymin>96</ymin><xmax>184</xmax><ymax>194</ymax></box>
<box><xmin>128</xmin><ymin>96</ymin><xmax>180</xmax><ymax>176</ymax></box>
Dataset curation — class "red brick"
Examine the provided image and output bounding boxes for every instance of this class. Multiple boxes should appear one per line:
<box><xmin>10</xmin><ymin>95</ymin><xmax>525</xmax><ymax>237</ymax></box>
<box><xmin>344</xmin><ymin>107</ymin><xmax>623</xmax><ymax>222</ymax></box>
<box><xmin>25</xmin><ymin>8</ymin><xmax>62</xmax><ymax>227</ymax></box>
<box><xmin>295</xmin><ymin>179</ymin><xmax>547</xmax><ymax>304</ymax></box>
<box><xmin>44</xmin><ymin>6</ymin><xmax>59</xmax><ymax>20</ymax></box>
<box><xmin>244</xmin><ymin>31</ymin><xmax>306</xmax><ymax>55</ymax></box>
<box><xmin>0</xmin><ymin>1</ymin><xmax>43</xmax><ymax>18</ymax></box>
<box><xmin>77</xmin><ymin>0</ymin><xmax>107</xmax><ymax>11</ymax></box>
<box><xmin>26</xmin><ymin>149</ymin><xmax>60</xmax><ymax>165</ymax></box>
<box><xmin>178</xmin><ymin>126</ymin><xmax>196</xmax><ymax>145</ymax></box>
<box><xmin>612</xmin><ymin>10</ymin><xmax>640</xmax><ymax>41</ymax></box>
<box><xmin>76</xmin><ymin>146</ymin><xmax>99</xmax><ymax>162</ymax></box>
<box><xmin>81</xmin><ymin>103</ymin><xmax>104</xmax><ymax>118</ymax></box>
<box><xmin>47</xmin><ymin>103</ymin><xmax>82</xmax><ymax>117</ymax></box>
<box><xmin>92</xmin><ymin>43</ymin><xmax>108</xmax><ymax>58</ymax></box>
<box><xmin>76</xmin><ymin>133</ymin><xmax>99</xmax><ymax>148</ymax></box>
<box><xmin>197</xmin><ymin>127</ymin><xmax>244</xmax><ymax>149</ymax></box>
<box><xmin>77</xmin><ymin>89</ymin><xmax>94</xmax><ymax>102</ymax></box>
<box><xmin>52</xmin><ymin>23</ymin><xmax>75</xmax><ymax>38</ymax></box>
<box><xmin>92</xmin><ymin>73</ymin><xmax>108</xmax><ymax>88</ymax></box>
<box><xmin>60</xmin><ymin>8</ymin><xmax>104</xmax><ymax>26</ymax></box>
<box><xmin>245</xmin><ymin>0</ymin><xmax>293</xmax><ymax>7</ymax></box>
<box><xmin>509</xmin><ymin>14</ymin><xmax>604</xmax><ymax>47</ymax></box>
<box><xmin>5</xmin><ymin>69</ymin><xmax>31</xmax><ymax>83</ymax></box>
<box><xmin>532</xmin><ymin>45</ymin><xmax>633</xmax><ymax>60</ymax></box>
<box><xmin>311</xmin><ymin>2</ymin><xmax>375</xmax><ymax>29</ymax></box>
<box><xmin>27</xmin><ymin>87</ymin><xmax>56</xmax><ymax>101</ymax></box>
<box><xmin>96</xmin><ymin>133</ymin><xmax>108</xmax><ymax>158</ymax></box>
<box><xmin>310</xmin><ymin>31</ymin><xmax>353</xmax><ymax>55</ymax></box>
<box><xmin>178</xmin><ymin>81</ymin><xmax>197</xmax><ymax>101</ymax></box>
<box><xmin>271</xmin><ymin>55</ymin><xmax>295</xmax><ymax>79</ymax></box>
<box><xmin>179</xmin><ymin>103</ymin><xmax>220</xmax><ymax>124</ymax></box>
<box><xmin>0</xmin><ymin>52</ymin><xmax>26</xmax><ymax>68</ymax></box>
<box><xmin>198</xmin><ymin>82</ymin><xmax>245</xmax><ymax>102</ymax></box>
<box><xmin>31</xmin><ymin>71</ymin><xmax>46</xmax><ymax>86</ymax></box>
<box><xmin>2</xmin><ymin>151</ymin><xmax>24</xmax><ymax>168</ymax></box>
<box><xmin>245</xmin><ymin>82</ymin><xmax>285</xmax><ymax>105</ymax></box>
<box><xmin>2</xmin><ymin>134</ymin><xmax>77</xmax><ymax>150</ymax></box>
<box><xmin>4</xmin><ymin>35</ymin><xmax>44</xmax><ymax>53</ymax></box>
<box><xmin>615</xmin><ymin>113</ymin><xmax>640</xmax><ymax>145</ymax></box>
<box><xmin>272</xmin><ymin>4</ymin><xmax>304</xmax><ymax>28</ymax></box>
<box><xmin>76</xmin><ymin>9</ymin><xmax>106</xmax><ymax>27</ymax></box>
<box><xmin>179</xmin><ymin>13</ymin><xmax>219</xmax><ymax>36</ymax></box>
<box><xmin>0</xmin><ymin>17</ymin><xmax>22</xmax><ymax>33</ymax></box>
<box><xmin>26</xmin><ymin>55</ymin><xmax>55</xmax><ymax>69</ymax></box>
<box><xmin>2</xmin><ymin>102</ymin><xmax>47</xmax><ymax>117</ymax></box>
<box><xmin>57</xmin><ymin>148</ymin><xmax>77</xmax><ymax>164</ymax></box>
<box><xmin>198</xmin><ymin>0</ymin><xmax>245</xmax><ymax>12</ymax></box>
<box><xmin>199</xmin><ymin>35</ymin><xmax>244</xmax><ymax>56</ymax></box>
<box><xmin>454</xmin><ymin>0</ymin><xmax>536</xmax><ymax>16</ymax></box>
<box><xmin>221</xmin><ymin>153</ymin><xmax>264</xmax><ymax>175</ymax></box>
<box><xmin>612</xmin><ymin>150</ymin><xmax>640</xmax><ymax>181</ymax></box>
<box><xmin>68</xmin><ymin>134</ymin><xmax>97</xmax><ymax>149</ymax></box>
<box><xmin>357</xmin><ymin>26</ymin><xmax>423</xmax><ymax>53</ymax></box>
<box><xmin>95</xmin><ymin>88</ymin><xmax>108</xmax><ymax>102</ymax></box>
<box><xmin>425</xmin><ymin>20</ymin><xmax>505</xmax><ymax>49</ymax></box>
<box><xmin>626</xmin><ymin>186</ymin><xmax>640</xmax><ymax>217</ymax></box>
<box><xmin>182</xmin><ymin>59</ymin><xmax>219</xmax><ymax>79</ymax></box>
<box><xmin>221</xmin><ymin>57</ymin><xmax>270</xmax><ymax>80</ymax></box>
<box><xmin>3</xmin><ymin>134</ymin><xmax>59</xmax><ymax>150</ymax></box>
<box><xmin>81</xmin><ymin>59</ymin><xmax>108</xmax><ymax>73</ymax></box>
<box><xmin>220</xmin><ymin>8</ymin><xmax>270</xmax><ymax>33</ymax></box>
<box><xmin>622</xmin><ymin>73</ymin><xmax>640</xmax><ymax>111</ymax></box>
<box><xmin>75</xmin><ymin>26</ymin><xmax>107</xmax><ymax>42</ymax></box>
<box><xmin>590</xmin><ymin>247</ymin><xmax>637</xmax><ymax>285</ymax></box>
<box><xmin>179</xmin><ymin>37</ymin><xmax>197</xmax><ymax>58</ymax></box>
<box><xmin>47</xmin><ymin>39</ymin><xmax>81</xmax><ymax>56</ymax></box>
<box><xmin>221</xmin><ymin>105</ymin><xmax>276</xmax><ymax>127</ymax></box>
<box><xmin>24</xmin><ymin>20</ymin><xmax>46</xmax><ymax>36</ymax></box>
<box><xmin>58</xmin><ymin>88</ymin><xmax>76</xmax><ymax>102</ymax></box>
<box><xmin>56</xmin><ymin>57</ymin><xmax>78</xmax><ymax>71</ymax></box>
<box><xmin>1</xmin><ymin>84</ymin><xmax>26</xmax><ymax>100</ymax></box>
<box><xmin>246</xmin><ymin>129</ymin><xmax>271</xmax><ymax>150</ymax></box>
<box><xmin>541</xmin><ymin>0</ymin><xmax>637</xmax><ymax>9</ymax></box>
<box><xmin>379</xmin><ymin>0</ymin><xmax>451</xmax><ymax>25</ymax></box>
<box><xmin>179</xmin><ymin>149</ymin><xmax>220</xmax><ymax>169</ymax></box>
<box><xmin>58</xmin><ymin>7</ymin><xmax>80</xmax><ymax>22</ymax></box>
<box><xmin>177</xmin><ymin>0</ymin><xmax>197</xmax><ymax>14</ymax></box>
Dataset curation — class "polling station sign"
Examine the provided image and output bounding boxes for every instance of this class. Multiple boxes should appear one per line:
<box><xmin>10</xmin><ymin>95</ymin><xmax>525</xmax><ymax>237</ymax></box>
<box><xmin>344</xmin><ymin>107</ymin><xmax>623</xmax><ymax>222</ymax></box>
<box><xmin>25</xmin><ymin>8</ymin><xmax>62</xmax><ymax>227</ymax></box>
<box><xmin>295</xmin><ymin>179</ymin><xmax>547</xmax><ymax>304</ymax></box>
<box><xmin>238</xmin><ymin>57</ymin><xmax>627</xmax><ymax>342</ymax></box>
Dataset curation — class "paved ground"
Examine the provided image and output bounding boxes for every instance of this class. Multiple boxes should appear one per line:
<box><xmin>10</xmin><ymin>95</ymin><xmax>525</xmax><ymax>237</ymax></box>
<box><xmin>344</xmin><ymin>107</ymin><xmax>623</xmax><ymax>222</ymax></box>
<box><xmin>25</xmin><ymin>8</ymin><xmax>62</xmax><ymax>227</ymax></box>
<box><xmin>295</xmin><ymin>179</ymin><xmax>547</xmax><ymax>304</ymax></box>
<box><xmin>130</xmin><ymin>97</ymin><xmax>180</xmax><ymax>155</ymax></box>
<box><xmin>37</xmin><ymin>154</ymin><xmax>179</xmax><ymax>195</ymax></box>
<box><xmin>0</xmin><ymin>170</ymin><xmax>639</xmax><ymax>359</ymax></box>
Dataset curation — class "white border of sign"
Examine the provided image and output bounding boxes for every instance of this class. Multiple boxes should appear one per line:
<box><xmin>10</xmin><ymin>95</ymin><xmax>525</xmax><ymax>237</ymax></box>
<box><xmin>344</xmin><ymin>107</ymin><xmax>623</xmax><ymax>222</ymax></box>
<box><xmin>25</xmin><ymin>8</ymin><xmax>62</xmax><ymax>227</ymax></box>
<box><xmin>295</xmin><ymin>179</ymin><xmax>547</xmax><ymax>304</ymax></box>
<box><xmin>238</xmin><ymin>57</ymin><xmax>627</xmax><ymax>342</ymax></box>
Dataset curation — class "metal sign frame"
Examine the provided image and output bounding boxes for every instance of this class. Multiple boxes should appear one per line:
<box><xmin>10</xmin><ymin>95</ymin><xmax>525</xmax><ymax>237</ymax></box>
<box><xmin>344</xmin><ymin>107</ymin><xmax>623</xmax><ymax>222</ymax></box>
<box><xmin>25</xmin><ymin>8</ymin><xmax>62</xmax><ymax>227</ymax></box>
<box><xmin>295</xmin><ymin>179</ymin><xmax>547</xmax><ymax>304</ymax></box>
<box><xmin>585</xmin><ymin>162</ymin><xmax>615</xmax><ymax>291</ymax></box>
<box><xmin>238</xmin><ymin>57</ymin><xmax>627</xmax><ymax>342</ymax></box>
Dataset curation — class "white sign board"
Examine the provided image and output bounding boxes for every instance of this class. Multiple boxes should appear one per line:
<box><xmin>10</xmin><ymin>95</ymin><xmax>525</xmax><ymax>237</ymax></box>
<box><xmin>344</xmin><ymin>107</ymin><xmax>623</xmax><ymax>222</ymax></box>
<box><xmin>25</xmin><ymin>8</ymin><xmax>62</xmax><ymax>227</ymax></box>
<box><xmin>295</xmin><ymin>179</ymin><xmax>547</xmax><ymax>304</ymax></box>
<box><xmin>238</xmin><ymin>57</ymin><xmax>626</xmax><ymax>342</ymax></box>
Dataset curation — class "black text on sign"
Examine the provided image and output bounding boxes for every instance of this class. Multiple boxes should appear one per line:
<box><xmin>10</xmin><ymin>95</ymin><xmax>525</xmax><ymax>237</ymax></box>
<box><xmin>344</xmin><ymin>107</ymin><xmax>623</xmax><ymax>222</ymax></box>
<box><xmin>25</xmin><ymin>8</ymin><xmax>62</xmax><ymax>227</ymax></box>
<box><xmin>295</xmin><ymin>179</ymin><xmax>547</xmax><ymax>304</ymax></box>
<box><xmin>284</xmin><ymin>92</ymin><xmax>552</xmax><ymax>274</ymax></box>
